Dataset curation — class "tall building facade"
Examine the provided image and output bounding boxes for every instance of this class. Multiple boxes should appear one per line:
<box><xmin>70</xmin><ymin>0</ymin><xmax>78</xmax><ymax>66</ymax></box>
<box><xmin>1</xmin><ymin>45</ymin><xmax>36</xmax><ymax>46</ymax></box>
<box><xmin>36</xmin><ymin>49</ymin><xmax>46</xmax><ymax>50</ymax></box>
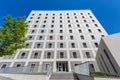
<box><xmin>0</xmin><ymin>10</ymin><xmax>108</xmax><ymax>73</ymax></box>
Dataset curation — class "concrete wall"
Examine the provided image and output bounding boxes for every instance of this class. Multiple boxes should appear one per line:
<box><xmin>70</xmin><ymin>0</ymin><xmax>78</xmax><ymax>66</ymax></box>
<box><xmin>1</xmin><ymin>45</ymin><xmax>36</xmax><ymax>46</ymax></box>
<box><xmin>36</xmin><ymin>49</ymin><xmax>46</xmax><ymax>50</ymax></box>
<box><xmin>0</xmin><ymin>74</ymin><xmax>49</xmax><ymax>80</ymax></box>
<box><xmin>94</xmin><ymin>77</ymin><xmax>120</xmax><ymax>80</ymax></box>
<box><xmin>96</xmin><ymin>33</ymin><xmax>120</xmax><ymax>76</ymax></box>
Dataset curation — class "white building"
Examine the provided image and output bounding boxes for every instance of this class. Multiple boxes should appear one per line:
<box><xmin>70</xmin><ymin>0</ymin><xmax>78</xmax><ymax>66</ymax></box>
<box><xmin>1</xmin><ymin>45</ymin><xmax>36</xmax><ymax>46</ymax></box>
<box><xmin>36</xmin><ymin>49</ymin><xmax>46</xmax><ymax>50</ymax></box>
<box><xmin>0</xmin><ymin>10</ymin><xmax>108</xmax><ymax>73</ymax></box>
<box><xmin>96</xmin><ymin>33</ymin><xmax>120</xmax><ymax>76</ymax></box>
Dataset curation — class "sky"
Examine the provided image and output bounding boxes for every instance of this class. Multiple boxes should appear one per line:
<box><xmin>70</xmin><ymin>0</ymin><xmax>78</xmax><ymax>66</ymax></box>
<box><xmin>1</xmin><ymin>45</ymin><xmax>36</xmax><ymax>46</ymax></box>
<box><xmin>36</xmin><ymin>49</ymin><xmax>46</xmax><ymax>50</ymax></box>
<box><xmin>0</xmin><ymin>0</ymin><xmax>120</xmax><ymax>34</ymax></box>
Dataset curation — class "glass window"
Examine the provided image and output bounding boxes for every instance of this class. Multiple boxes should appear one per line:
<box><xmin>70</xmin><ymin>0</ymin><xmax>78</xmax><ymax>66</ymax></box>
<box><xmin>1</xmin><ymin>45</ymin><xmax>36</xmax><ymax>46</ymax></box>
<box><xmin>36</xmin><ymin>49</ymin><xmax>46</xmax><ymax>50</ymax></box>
<box><xmin>60</xmin><ymin>52</ymin><xmax>64</xmax><ymax>58</ymax></box>
<box><xmin>60</xmin><ymin>43</ymin><xmax>63</xmax><ymax>48</ymax></box>
<box><xmin>73</xmin><ymin>52</ymin><xmax>77</xmax><ymax>58</ymax></box>
<box><xmin>83</xmin><ymin>43</ymin><xmax>87</xmax><ymax>48</ymax></box>
<box><xmin>71</xmin><ymin>43</ymin><xmax>75</xmax><ymax>48</ymax></box>
<box><xmin>47</xmin><ymin>52</ymin><xmax>51</xmax><ymax>58</ymax></box>
<box><xmin>86</xmin><ymin>52</ymin><xmax>91</xmax><ymax>58</ymax></box>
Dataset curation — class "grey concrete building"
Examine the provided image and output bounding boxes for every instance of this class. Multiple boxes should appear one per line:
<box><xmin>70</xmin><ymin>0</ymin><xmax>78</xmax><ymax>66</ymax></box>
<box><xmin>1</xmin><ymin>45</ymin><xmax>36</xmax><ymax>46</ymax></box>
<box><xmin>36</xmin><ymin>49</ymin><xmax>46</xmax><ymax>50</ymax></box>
<box><xmin>0</xmin><ymin>10</ymin><xmax>108</xmax><ymax>73</ymax></box>
<box><xmin>96</xmin><ymin>33</ymin><xmax>120</xmax><ymax>76</ymax></box>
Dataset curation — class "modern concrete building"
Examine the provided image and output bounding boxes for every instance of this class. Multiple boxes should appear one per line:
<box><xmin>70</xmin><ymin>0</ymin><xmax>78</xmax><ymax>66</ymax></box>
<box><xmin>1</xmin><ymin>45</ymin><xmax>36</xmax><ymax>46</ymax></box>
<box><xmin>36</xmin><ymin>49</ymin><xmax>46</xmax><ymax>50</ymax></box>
<box><xmin>96</xmin><ymin>33</ymin><xmax>120</xmax><ymax>76</ymax></box>
<box><xmin>0</xmin><ymin>10</ymin><xmax>108</xmax><ymax>73</ymax></box>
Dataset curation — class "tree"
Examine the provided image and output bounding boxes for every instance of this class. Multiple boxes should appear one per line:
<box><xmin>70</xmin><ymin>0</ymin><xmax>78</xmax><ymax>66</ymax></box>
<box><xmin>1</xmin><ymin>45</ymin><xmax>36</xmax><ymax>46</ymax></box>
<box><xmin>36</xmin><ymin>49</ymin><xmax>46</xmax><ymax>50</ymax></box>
<box><xmin>0</xmin><ymin>15</ymin><xmax>28</xmax><ymax>57</ymax></box>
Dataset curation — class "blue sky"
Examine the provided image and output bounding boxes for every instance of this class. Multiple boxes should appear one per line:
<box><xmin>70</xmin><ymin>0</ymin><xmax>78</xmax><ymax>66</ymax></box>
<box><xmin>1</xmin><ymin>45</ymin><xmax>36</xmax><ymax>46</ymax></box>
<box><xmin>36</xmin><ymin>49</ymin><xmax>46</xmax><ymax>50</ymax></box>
<box><xmin>0</xmin><ymin>0</ymin><xmax>120</xmax><ymax>34</ymax></box>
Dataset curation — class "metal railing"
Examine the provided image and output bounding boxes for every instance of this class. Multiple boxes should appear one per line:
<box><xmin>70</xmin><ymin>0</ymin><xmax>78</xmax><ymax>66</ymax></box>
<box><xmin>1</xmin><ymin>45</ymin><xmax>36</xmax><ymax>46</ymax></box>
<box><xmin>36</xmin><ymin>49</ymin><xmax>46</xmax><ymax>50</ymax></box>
<box><xmin>0</xmin><ymin>66</ymin><xmax>52</xmax><ymax>75</ymax></box>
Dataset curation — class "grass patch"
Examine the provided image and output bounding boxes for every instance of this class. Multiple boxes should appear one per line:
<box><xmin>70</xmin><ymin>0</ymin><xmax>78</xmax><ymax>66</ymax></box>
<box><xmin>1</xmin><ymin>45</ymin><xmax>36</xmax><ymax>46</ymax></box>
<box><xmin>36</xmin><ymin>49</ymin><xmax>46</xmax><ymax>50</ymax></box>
<box><xmin>21</xmin><ymin>72</ymin><xmax>47</xmax><ymax>75</ymax></box>
<box><xmin>90</xmin><ymin>72</ymin><xmax>118</xmax><ymax>78</ymax></box>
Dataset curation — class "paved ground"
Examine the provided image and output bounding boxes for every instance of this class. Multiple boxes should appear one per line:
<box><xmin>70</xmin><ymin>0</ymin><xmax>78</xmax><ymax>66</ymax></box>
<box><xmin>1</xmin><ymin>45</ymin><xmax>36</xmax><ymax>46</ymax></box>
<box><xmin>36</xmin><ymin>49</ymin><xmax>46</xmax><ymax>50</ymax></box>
<box><xmin>0</xmin><ymin>76</ymin><xmax>13</xmax><ymax>80</ymax></box>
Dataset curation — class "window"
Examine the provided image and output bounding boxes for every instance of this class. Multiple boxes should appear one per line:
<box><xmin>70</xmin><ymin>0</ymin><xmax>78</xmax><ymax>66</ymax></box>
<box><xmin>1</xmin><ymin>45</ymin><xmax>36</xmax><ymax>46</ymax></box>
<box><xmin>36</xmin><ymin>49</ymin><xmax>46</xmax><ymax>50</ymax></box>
<box><xmin>60</xmin><ymin>52</ymin><xmax>64</xmax><ymax>58</ymax></box>
<box><xmin>95</xmin><ymin>24</ymin><xmax>98</xmax><ymax>27</ymax></box>
<box><xmin>83</xmin><ymin>43</ymin><xmax>87</xmax><ymax>48</ymax></box>
<box><xmin>80</xmin><ymin>35</ymin><xmax>84</xmax><ymax>40</ymax></box>
<box><xmin>86</xmin><ymin>52</ymin><xmax>91</xmax><ymax>58</ymax></box>
<box><xmin>46</xmin><ymin>13</ymin><xmax>48</xmax><ymax>16</ymax></box>
<box><xmin>68</xmin><ymin>24</ymin><xmax>71</xmax><ymax>28</ymax></box>
<box><xmin>66</xmin><ymin>13</ymin><xmax>69</xmax><ymax>15</ymax></box>
<box><xmin>60</xmin><ymin>13</ymin><xmax>62</xmax><ymax>16</ymax></box>
<box><xmin>89</xmin><ymin>16</ymin><xmax>92</xmax><ymax>18</ymax></box>
<box><xmin>50</xmin><ymin>30</ymin><xmax>54</xmax><ymax>33</ymax></box>
<box><xmin>84</xmin><ymin>20</ymin><xmax>87</xmax><ymax>22</ymax></box>
<box><xmin>16</xmin><ymin>64</ymin><xmax>21</xmax><ymax>67</ymax></box>
<box><xmin>31</xmin><ymin>64</ymin><xmax>35</xmax><ymax>68</ymax></box>
<box><xmin>31</xmin><ymin>30</ymin><xmax>35</xmax><ymax>33</ymax></box>
<box><xmin>48</xmin><ymin>43</ymin><xmax>52</xmax><ymax>48</ymax></box>
<box><xmin>82</xmin><ymin>16</ymin><xmax>85</xmax><ymax>18</ymax></box>
<box><xmin>45</xmin><ymin>17</ymin><xmax>47</xmax><ymax>19</ymax></box>
<box><xmin>74</xmin><ymin>13</ymin><xmax>76</xmax><ymax>15</ymax></box>
<box><xmin>101</xmin><ymin>35</ymin><xmax>105</xmax><ymax>37</ymax></box>
<box><xmin>71</xmin><ymin>43</ymin><xmax>75</xmax><ymax>48</ymax></box>
<box><xmin>44</xmin><ymin>20</ymin><xmax>47</xmax><ymax>23</ymax></box>
<box><xmin>39</xmin><ymin>36</ymin><xmax>43</xmax><ymax>40</ymax></box>
<box><xmin>37</xmin><ymin>43</ymin><xmax>41</xmax><ymax>48</ymax></box>
<box><xmin>39</xmin><ymin>13</ymin><xmax>41</xmax><ymax>16</ymax></box>
<box><xmin>36</xmin><ymin>21</ymin><xmax>39</xmax><ymax>23</ymax></box>
<box><xmin>28</xmin><ymin>21</ymin><xmax>31</xmax><ymax>23</ymax></box>
<box><xmin>34</xmin><ymin>25</ymin><xmax>37</xmax><ymax>28</ymax></box>
<box><xmin>78</xmin><ymin>29</ymin><xmax>82</xmax><ymax>33</ymax></box>
<box><xmin>30</xmin><ymin>17</ymin><xmax>33</xmax><ymax>19</ymax></box>
<box><xmin>60</xmin><ymin>25</ymin><xmax>63</xmax><ymax>28</ymax></box>
<box><xmin>34</xmin><ymin>52</ymin><xmax>38</xmax><ymax>58</ymax></box>
<box><xmin>45</xmin><ymin>64</ymin><xmax>50</xmax><ymax>70</ymax></box>
<box><xmin>74</xmin><ymin>16</ymin><xmax>77</xmax><ymax>19</ymax></box>
<box><xmin>21</xmin><ymin>53</ymin><xmax>25</xmax><ymax>59</ymax></box>
<box><xmin>60</xmin><ymin>20</ymin><xmax>62</xmax><ymax>23</ymax></box>
<box><xmin>77</xmin><ymin>24</ymin><xmax>80</xmax><ymax>27</ymax></box>
<box><xmin>41</xmin><ymin>30</ymin><xmax>44</xmax><ymax>33</ymax></box>
<box><xmin>73</xmin><ymin>52</ymin><xmax>77</xmax><ymax>58</ymax></box>
<box><xmin>86</xmin><ymin>24</ymin><xmax>89</xmax><ymax>27</ymax></box>
<box><xmin>76</xmin><ymin>20</ymin><xmax>78</xmax><ymax>23</ymax></box>
<box><xmin>26</xmin><ymin>43</ymin><xmax>29</xmax><ymax>48</ymax></box>
<box><xmin>98</xmin><ymin>29</ymin><xmax>102</xmax><ymax>33</ymax></box>
<box><xmin>88</xmin><ymin>29</ymin><xmax>92</xmax><ymax>33</ymax></box>
<box><xmin>60</xmin><ymin>30</ymin><xmax>63</xmax><ymax>33</ymax></box>
<box><xmin>32</xmin><ymin>14</ymin><xmax>35</xmax><ymax>16</ymax></box>
<box><xmin>1</xmin><ymin>64</ymin><xmax>6</xmax><ymax>69</ymax></box>
<box><xmin>88</xmin><ymin>13</ymin><xmax>90</xmax><ymax>15</ymax></box>
<box><xmin>60</xmin><ymin>43</ymin><xmax>63</xmax><ymax>48</ymax></box>
<box><xmin>67</xmin><ymin>17</ymin><xmax>70</xmax><ymax>19</ymax></box>
<box><xmin>80</xmin><ymin>13</ymin><xmax>83</xmax><ymax>15</ymax></box>
<box><xmin>60</xmin><ymin>17</ymin><xmax>62</xmax><ymax>19</ymax></box>
<box><xmin>91</xmin><ymin>35</ymin><xmax>95</xmax><ymax>40</ymax></box>
<box><xmin>89</xmin><ymin>64</ymin><xmax>95</xmax><ymax>72</ymax></box>
<box><xmin>60</xmin><ymin>36</ymin><xmax>63</xmax><ymax>40</ymax></box>
<box><xmin>68</xmin><ymin>20</ymin><xmax>70</xmax><ymax>23</ymax></box>
<box><xmin>69</xmin><ymin>30</ymin><xmax>72</xmax><ymax>33</ymax></box>
<box><xmin>50</xmin><ymin>36</ymin><xmax>53</xmax><ymax>40</ymax></box>
<box><xmin>70</xmin><ymin>36</ymin><xmax>74</xmax><ymax>40</ymax></box>
<box><xmin>29</xmin><ymin>36</ymin><xmax>32</xmax><ymax>40</ymax></box>
<box><xmin>94</xmin><ymin>43</ymin><xmax>98</xmax><ymax>47</ymax></box>
<box><xmin>42</xmin><ymin>25</ymin><xmax>46</xmax><ymax>28</ymax></box>
<box><xmin>37</xmin><ymin>17</ymin><xmax>40</xmax><ymax>19</ymax></box>
<box><xmin>52</xmin><ymin>20</ymin><xmax>54</xmax><ymax>23</ymax></box>
<box><xmin>51</xmin><ymin>25</ymin><xmax>54</xmax><ymax>28</ymax></box>
<box><xmin>92</xmin><ymin>20</ymin><xmax>95</xmax><ymax>22</ymax></box>
<box><xmin>47</xmin><ymin>52</ymin><xmax>51</xmax><ymax>58</ymax></box>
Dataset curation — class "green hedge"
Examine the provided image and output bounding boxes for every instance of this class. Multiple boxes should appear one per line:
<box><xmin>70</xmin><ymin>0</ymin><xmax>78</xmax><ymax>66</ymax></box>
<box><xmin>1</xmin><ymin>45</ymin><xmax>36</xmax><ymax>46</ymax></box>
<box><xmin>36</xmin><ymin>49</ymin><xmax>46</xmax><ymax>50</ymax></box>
<box><xmin>90</xmin><ymin>72</ymin><xmax>117</xmax><ymax>77</ymax></box>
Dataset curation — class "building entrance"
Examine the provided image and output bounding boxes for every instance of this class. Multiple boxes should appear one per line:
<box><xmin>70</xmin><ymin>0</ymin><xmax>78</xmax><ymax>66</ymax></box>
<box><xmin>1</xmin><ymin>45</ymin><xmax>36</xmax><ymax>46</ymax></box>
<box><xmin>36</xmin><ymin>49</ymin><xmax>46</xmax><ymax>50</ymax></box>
<box><xmin>56</xmin><ymin>61</ymin><xmax>68</xmax><ymax>72</ymax></box>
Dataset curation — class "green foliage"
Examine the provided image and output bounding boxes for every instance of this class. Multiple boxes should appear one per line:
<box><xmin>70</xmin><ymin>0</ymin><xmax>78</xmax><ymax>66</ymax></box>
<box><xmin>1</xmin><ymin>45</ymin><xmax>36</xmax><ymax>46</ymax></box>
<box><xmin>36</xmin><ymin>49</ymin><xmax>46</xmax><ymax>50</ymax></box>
<box><xmin>90</xmin><ymin>72</ymin><xmax>117</xmax><ymax>77</ymax></box>
<box><xmin>0</xmin><ymin>15</ymin><xmax>28</xmax><ymax>56</ymax></box>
